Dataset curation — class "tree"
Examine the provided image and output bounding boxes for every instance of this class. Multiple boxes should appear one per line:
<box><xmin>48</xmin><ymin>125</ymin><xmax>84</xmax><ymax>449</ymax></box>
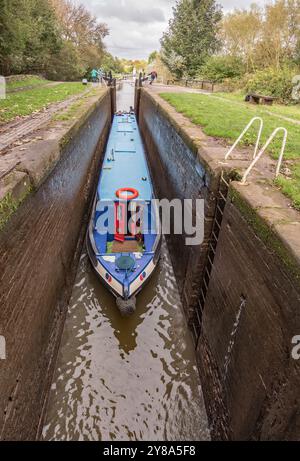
<box><xmin>148</xmin><ymin>51</ymin><xmax>158</xmax><ymax>64</ymax></box>
<box><xmin>50</xmin><ymin>0</ymin><xmax>109</xmax><ymax>73</ymax></box>
<box><xmin>200</xmin><ymin>55</ymin><xmax>245</xmax><ymax>82</ymax></box>
<box><xmin>0</xmin><ymin>0</ymin><xmax>61</xmax><ymax>75</ymax></box>
<box><xmin>46</xmin><ymin>40</ymin><xmax>83</xmax><ymax>81</ymax></box>
<box><xmin>220</xmin><ymin>0</ymin><xmax>300</xmax><ymax>71</ymax></box>
<box><xmin>160</xmin><ymin>0</ymin><xmax>222</xmax><ymax>78</ymax></box>
<box><xmin>101</xmin><ymin>52</ymin><xmax>124</xmax><ymax>74</ymax></box>
<box><xmin>220</xmin><ymin>5</ymin><xmax>262</xmax><ymax>73</ymax></box>
<box><xmin>0</xmin><ymin>0</ymin><xmax>110</xmax><ymax>79</ymax></box>
<box><xmin>255</xmin><ymin>0</ymin><xmax>300</xmax><ymax>69</ymax></box>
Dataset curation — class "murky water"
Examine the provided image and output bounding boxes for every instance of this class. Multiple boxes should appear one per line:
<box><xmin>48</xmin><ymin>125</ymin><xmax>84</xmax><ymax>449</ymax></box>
<box><xmin>42</xmin><ymin>241</ymin><xmax>210</xmax><ymax>441</ymax></box>
<box><xmin>42</xmin><ymin>82</ymin><xmax>210</xmax><ymax>441</ymax></box>
<box><xmin>116</xmin><ymin>79</ymin><xmax>136</xmax><ymax>111</ymax></box>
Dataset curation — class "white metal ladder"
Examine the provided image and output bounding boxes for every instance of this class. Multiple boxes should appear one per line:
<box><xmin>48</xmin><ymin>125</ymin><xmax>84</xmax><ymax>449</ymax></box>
<box><xmin>225</xmin><ymin>116</ymin><xmax>264</xmax><ymax>160</ymax></box>
<box><xmin>224</xmin><ymin>117</ymin><xmax>288</xmax><ymax>183</ymax></box>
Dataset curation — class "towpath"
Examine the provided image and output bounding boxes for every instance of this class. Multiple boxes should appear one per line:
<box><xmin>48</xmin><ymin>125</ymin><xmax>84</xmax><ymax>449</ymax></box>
<box><xmin>0</xmin><ymin>86</ymin><xmax>93</xmax><ymax>155</ymax></box>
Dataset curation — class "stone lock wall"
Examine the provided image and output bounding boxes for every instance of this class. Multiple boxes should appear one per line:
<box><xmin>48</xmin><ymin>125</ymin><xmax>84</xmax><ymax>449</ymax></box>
<box><xmin>0</xmin><ymin>90</ymin><xmax>112</xmax><ymax>440</ymax></box>
<box><xmin>198</xmin><ymin>182</ymin><xmax>300</xmax><ymax>441</ymax></box>
<box><xmin>138</xmin><ymin>89</ymin><xmax>223</xmax><ymax>323</ymax></box>
<box><xmin>136</xmin><ymin>86</ymin><xmax>300</xmax><ymax>441</ymax></box>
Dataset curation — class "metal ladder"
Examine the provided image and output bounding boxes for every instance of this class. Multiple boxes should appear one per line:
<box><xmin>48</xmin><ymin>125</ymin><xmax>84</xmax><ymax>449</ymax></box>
<box><xmin>192</xmin><ymin>173</ymin><xmax>230</xmax><ymax>345</ymax></box>
<box><xmin>192</xmin><ymin>118</ymin><xmax>288</xmax><ymax>346</ymax></box>
<box><xmin>224</xmin><ymin>116</ymin><xmax>288</xmax><ymax>183</ymax></box>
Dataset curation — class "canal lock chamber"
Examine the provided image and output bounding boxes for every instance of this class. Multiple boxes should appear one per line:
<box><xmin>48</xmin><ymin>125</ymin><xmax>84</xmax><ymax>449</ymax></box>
<box><xmin>0</xmin><ymin>81</ymin><xmax>299</xmax><ymax>441</ymax></box>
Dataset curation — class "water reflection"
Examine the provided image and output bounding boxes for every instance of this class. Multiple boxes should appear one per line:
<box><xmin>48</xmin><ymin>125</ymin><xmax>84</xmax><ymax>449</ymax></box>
<box><xmin>42</xmin><ymin>240</ymin><xmax>210</xmax><ymax>441</ymax></box>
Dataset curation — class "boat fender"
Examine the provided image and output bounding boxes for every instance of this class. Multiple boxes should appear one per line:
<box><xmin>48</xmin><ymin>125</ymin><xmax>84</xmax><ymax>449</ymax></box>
<box><xmin>116</xmin><ymin>297</ymin><xmax>137</xmax><ymax>316</ymax></box>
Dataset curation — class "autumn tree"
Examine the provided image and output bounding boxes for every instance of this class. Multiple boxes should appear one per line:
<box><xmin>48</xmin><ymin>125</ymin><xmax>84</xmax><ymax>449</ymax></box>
<box><xmin>49</xmin><ymin>0</ymin><xmax>109</xmax><ymax>77</ymax></box>
<box><xmin>220</xmin><ymin>5</ymin><xmax>262</xmax><ymax>73</ymax></box>
<box><xmin>255</xmin><ymin>0</ymin><xmax>300</xmax><ymax>69</ymax></box>
<box><xmin>220</xmin><ymin>0</ymin><xmax>300</xmax><ymax>71</ymax></box>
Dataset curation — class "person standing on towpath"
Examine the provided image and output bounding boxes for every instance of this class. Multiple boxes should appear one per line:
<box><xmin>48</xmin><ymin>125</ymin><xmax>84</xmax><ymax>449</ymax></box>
<box><xmin>149</xmin><ymin>70</ymin><xmax>158</xmax><ymax>85</ymax></box>
<box><xmin>91</xmin><ymin>69</ymin><xmax>98</xmax><ymax>83</ymax></box>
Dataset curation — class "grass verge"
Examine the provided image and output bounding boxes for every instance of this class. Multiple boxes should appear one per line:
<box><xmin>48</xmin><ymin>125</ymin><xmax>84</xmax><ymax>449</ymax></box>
<box><xmin>7</xmin><ymin>76</ymin><xmax>49</xmax><ymax>91</ymax></box>
<box><xmin>0</xmin><ymin>82</ymin><xmax>87</xmax><ymax>123</ymax></box>
<box><xmin>160</xmin><ymin>92</ymin><xmax>300</xmax><ymax>208</ymax></box>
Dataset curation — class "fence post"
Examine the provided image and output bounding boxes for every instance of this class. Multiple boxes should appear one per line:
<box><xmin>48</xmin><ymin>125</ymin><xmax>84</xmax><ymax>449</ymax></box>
<box><xmin>0</xmin><ymin>76</ymin><xmax>6</xmax><ymax>100</ymax></box>
<box><xmin>110</xmin><ymin>78</ymin><xmax>117</xmax><ymax>121</ymax></box>
<box><xmin>134</xmin><ymin>75</ymin><xmax>142</xmax><ymax>122</ymax></box>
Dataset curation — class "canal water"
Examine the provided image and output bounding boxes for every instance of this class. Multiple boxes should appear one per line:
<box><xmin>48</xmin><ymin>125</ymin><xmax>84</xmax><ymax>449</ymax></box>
<box><xmin>42</xmin><ymin>81</ymin><xmax>210</xmax><ymax>441</ymax></box>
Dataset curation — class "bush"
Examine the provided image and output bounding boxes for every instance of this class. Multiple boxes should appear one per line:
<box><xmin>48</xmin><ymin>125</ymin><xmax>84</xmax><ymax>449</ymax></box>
<box><xmin>199</xmin><ymin>55</ymin><xmax>245</xmax><ymax>82</ymax></box>
<box><xmin>245</xmin><ymin>67</ymin><xmax>298</xmax><ymax>103</ymax></box>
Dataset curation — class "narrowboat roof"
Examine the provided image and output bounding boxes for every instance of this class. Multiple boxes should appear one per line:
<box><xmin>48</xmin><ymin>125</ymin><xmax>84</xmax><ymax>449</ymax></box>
<box><xmin>98</xmin><ymin>113</ymin><xmax>153</xmax><ymax>202</ymax></box>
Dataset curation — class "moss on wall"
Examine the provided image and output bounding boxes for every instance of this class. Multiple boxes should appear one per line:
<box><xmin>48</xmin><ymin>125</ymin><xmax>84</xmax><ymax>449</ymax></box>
<box><xmin>229</xmin><ymin>185</ymin><xmax>300</xmax><ymax>284</ymax></box>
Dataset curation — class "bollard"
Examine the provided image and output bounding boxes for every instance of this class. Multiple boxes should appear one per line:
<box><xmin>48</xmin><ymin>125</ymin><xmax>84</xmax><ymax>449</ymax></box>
<box><xmin>0</xmin><ymin>76</ymin><xmax>6</xmax><ymax>99</ymax></box>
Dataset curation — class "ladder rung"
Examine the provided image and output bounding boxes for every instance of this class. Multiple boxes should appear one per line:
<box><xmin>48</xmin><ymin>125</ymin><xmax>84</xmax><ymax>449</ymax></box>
<box><xmin>219</xmin><ymin>190</ymin><xmax>227</xmax><ymax>202</ymax></box>
<box><xmin>195</xmin><ymin>308</ymin><xmax>202</xmax><ymax>324</ymax></box>
<box><xmin>212</xmin><ymin>231</ymin><xmax>218</xmax><ymax>241</ymax></box>
<box><xmin>208</xmin><ymin>253</ymin><xmax>214</xmax><ymax>267</ymax></box>
<box><xmin>217</xmin><ymin>204</ymin><xmax>224</xmax><ymax>215</ymax></box>
<box><xmin>214</xmin><ymin>219</ymin><xmax>221</xmax><ymax>230</ymax></box>
<box><xmin>200</xmin><ymin>288</ymin><xmax>206</xmax><ymax>303</ymax></box>
<box><xmin>209</xmin><ymin>245</ymin><xmax>216</xmax><ymax>255</ymax></box>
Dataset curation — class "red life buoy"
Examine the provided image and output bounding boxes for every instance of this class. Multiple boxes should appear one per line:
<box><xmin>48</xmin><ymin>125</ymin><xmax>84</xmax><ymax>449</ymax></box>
<box><xmin>116</xmin><ymin>188</ymin><xmax>139</xmax><ymax>200</ymax></box>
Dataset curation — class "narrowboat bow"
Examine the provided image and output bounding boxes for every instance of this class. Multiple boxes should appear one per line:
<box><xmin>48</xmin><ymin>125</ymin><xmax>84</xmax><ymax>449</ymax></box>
<box><xmin>87</xmin><ymin>112</ymin><xmax>161</xmax><ymax>315</ymax></box>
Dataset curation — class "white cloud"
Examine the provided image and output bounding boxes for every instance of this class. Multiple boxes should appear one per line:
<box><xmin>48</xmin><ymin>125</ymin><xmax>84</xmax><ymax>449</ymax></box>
<box><xmin>76</xmin><ymin>0</ymin><xmax>269</xmax><ymax>60</ymax></box>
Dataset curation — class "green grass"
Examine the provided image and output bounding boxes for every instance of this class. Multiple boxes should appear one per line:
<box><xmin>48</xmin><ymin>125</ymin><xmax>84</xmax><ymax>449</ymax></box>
<box><xmin>52</xmin><ymin>86</ymin><xmax>97</xmax><ymax>122</ymax></box>
<box><xmin>276</xmin><ymin>164</ymin><xmax>300</xmax><ymax>210</ymax></box>
<box><xmin>0</xmin><ymin>193</ymin><xmax>19</xmax><ymax>230</ymax></box>
<box><xmin>160</xmin><ymin>92</ymin><xmax>300</xmax><ymax>208</ymax></box>
<box><xmin>7</xmin><ymin>76</ymin><xmax>49</xmax><ymax>91</ymax></box>
<box><xmin>214</xmin><ymin>91</ymin><xmax>300</xmax><ymax>122</ymax></box>
<box><xmin>0</xmin><ymin>82</ymin><xmax>87</xmax><ymax>123</ymax></box>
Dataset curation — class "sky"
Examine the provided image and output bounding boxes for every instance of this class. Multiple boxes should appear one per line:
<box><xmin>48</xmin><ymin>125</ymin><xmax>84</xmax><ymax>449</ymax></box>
<box><xmin>77</xmin><ymin>0</ymin><xmax>269</xmax><ymax>60</ymax></box>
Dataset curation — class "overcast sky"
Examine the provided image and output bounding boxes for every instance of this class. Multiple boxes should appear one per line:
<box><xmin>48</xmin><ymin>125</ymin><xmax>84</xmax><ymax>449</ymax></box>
<box><xmin>77</xmin><ymin>0</ymin><xmax>269</xmax><ymax>60</ymax></box>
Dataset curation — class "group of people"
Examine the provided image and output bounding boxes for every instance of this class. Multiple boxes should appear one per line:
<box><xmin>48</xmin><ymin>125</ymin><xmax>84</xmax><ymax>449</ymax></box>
<box><xmin>90</xmin><ymin>68</ymin><xmax>113</xmax><ymax>85</ymax></box>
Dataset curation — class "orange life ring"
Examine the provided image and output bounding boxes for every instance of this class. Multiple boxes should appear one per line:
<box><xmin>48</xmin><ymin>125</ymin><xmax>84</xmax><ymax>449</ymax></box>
<box><xmin>116</xmin><ymin>188</ymin><xmax>139</xmax><ymax>200</ymax></box>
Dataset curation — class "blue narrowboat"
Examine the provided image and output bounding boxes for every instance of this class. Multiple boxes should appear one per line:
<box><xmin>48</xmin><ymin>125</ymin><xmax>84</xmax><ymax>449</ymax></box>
<box><xmin>87</xmin><ymin>112</ymin><xmax>161</xmax><ymax>314</ymax></box>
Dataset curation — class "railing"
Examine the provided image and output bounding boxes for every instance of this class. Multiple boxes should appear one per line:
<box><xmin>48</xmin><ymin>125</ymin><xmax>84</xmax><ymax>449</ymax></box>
<box><xmin>224</xmin><ymin>117</ymin><xmax>288</xmax><ymax>183</ymax></box>
<box><xmin>225</xmin><ymin>117</ymin><xmax>264</xmax><ymax>160</ymax></box>
<box><xmin>166</xmin><ymin>78</ymin><xmax>215</xmax><ymax>92</ymax></box>
<box><xmin>241</xmin><ymin>127</ymin><xmax>288</xmax><ymax>184</ymax></box>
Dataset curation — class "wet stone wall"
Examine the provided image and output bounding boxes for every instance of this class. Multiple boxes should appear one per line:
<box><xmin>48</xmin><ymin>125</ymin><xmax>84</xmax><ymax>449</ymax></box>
<box><xmin>198</xmin><ymin>184</ymin><xmax>300</xmax><ymax>441</ymax></box>
<box><xmin>138</xmin><ymin>89</ymin><xmax>221</xmax><ymax>323</ymax></box>
<box><xmin>0</xmin><ymin>92</ymin><xmax>112</xmax><ymax>440</ymax></box>
<box><xmin>137</xmin><ymin>87</ymin><xmax>300</xmax><ymax>441</ymax></box>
